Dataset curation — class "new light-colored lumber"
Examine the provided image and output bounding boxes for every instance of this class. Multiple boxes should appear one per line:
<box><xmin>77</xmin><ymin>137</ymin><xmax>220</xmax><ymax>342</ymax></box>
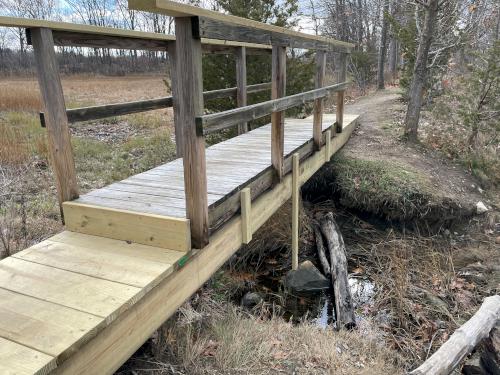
<box><xmin>31</xmin><ymin>27</ymin><xmax>79</xmax><ymax>214</ymax></box>
<box><xmin>236</xmin><ymin>46</ymin><xmax>248</xmax><ymax>134</ymax></box>
<box><xmin>0</xmin><ymin>337</ymin><xmax>56</xmax><ymax>375</ymax></box>
<box><xmin>128</xmin><ymin>0</ymin><xmax>354</xmax><ymax>52</ymax></box>
<box><xmin>410</xmin><ymin>295</ymin><xmax>500</xmax><ymax>375</ymax></box>
<box><xmin>313</xmin><ymin>50</ymin><xmax>326</xmax><ymax>150</ymax></box>
<box><xmin>291</xmin><ymin>153</ymin><xmax>300</xmax><ymax>270</ymax></box>
<box><xmin>271</xmin><ymin>45</ymin><xmax>286</xmax><ymax>182</ymax></box>
<box><xmin>50</xmin><ymin>115</ymin><xmax>358</xmax><ymax>375</ymax></box>
<box><xmin>175</xmin><ymin>16</ymin><xmax>209</xmax><ymax>249</ymax></box>
<box><xmin>325</xmin><ymin>129</ymin><xmax>332</xmax><ymax>161</ymax></box>
<box><xmin>240</xmin><ymin>188</ymin><xmax>252</xmax><ymax>244</ymax></box>
<box><xmin>0</xmin><ymin>257</ymin><xmax>140</xmax><ymax>319</ymax></box>
<box><xmin>0</xmin><ymin>288</ymin><xmax>104</xmax><ymax>359</ymax></box>
<box><xmin>63</xmin><ymin>202</ymin><xmax>191</xmax><ymax>251</ymax></box>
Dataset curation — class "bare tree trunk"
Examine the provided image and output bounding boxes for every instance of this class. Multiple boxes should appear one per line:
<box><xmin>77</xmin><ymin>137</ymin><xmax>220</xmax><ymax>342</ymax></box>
<box><xmin>314</xmin><ymin>225</ymin><xmax>331</xmax><ymax>279</ymax></box>
<box><xmin>404</xmin><ymin>0</ymin><xmax>439</xmax><ymax>142</ymax></box>
<box><xmin>377</xmin><ymin>1</ymin><xmax>390</xmax><ymax>89</ymax></box>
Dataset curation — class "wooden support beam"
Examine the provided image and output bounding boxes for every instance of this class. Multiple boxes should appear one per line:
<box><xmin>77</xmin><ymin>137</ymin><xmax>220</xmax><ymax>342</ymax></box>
<box><xmin>325</xmin><ymin>129</ymin><xmax>332</xmax><ymax>162</ymax></box>
<box><xmin>336</xmin><ymin>53</ymin><xmax>347</xmax><ymax>133</ymax></box>
<box><xmin>235</xmin><ymin>46</ymin><xmax>248</xmax><ymax>134</ymax></box>
<box><xmin>196</xmin><ymin>82</ymin><xmax>347</xmax><ymax>135</ymax></box>
<box><xmin>167</xmin><ymin>41</ymin><xmax>183</xmax><ymax>158</ymax></box>
<box><xmin>175</xmin><ymin>17</ymin><xmax>209</xmax><ymax>249</ymax></box>
<box><xmin>291</xmin><ymin>153</ymin><xmax>300</xmax><ymax>270</ymax></box>
<box><xmin>31</xmin><ymin>27</ymin><xmax>79</xmax><ymax>216</ymax></box>
<box><xmin>240</xmin><ymin>188</ymin><xmax>252</xmax><ymax>244</ymax></box>
<box><xmin>271</xmin><ymin>45</ymin><xmax>286</xmax><ymax>182</ymax></box>
<box><xmin>313</xmin><ymin>50</ymin><xmax>326</xmax><ymax>150</ymax></box>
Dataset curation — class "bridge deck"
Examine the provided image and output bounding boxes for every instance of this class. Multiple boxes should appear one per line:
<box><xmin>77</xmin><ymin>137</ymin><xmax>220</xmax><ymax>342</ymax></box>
<box><xmin>0</xmin><ymin>113</ymin><xmax>359</xmax><ymax>374</ymax></box>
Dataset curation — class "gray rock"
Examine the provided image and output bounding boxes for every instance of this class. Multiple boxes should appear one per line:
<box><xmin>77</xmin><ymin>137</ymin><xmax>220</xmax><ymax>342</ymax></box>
<box><xmin>241</xmin><ymin>292</ymin><xmax>263</xmax><ymax>308</ymax></box>
<box><xmin>476</xmin><ymin>201</ymin><xmax>489</xmax><ymax>214</ymax></box>
<box><xmin>285</xmin><ymin>260</ymin><xmax>330</xmax><ymax>294</ymax></box>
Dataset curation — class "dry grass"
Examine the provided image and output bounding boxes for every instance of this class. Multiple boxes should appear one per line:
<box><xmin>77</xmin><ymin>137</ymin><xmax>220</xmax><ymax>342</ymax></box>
<box><xmin>122</xmin><ymin>292</ymin><xmax>404</xmax><ymax>375</ymax></box>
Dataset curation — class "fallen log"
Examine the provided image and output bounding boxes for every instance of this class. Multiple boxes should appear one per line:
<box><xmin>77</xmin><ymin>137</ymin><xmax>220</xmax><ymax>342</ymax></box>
<box><xmin>319</xmin><ymin>212</ymin><xmax>356</xmax><ymax>329</ymax></box>
<box><xmin>313</xmin><ymin>224</ymin><xmax>331</xmax><ymax>279</ymax></box>
<box><xmin>409</xmin><ymin>295</ymin><xmax>500</xmax><ymax>375</ymax></box>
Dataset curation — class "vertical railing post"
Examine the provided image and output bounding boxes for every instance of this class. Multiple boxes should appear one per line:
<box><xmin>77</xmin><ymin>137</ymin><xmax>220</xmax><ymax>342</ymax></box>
<box><xmin>30</xmin><ymin>27</ymin><xmax>79</xmax><ymax>218</ymax></box>
<box><xmin>313</xmin><ymin>50</ymin><xmax>326</xmax><ymax>150</ymax></box>
<box><xmin>336</xmin><ymin>52</ymin><xmax>347</xmax><ymax>133</ymax></box>
<box><xmin>174</xmin><ymin>17</ymin><xmax>209</xmax><ymax>249</ymax></box>
<box><xmin>235</xmin><ymin>46</ymin><xmax>248</xmax><ymax>134</ymax></box>
<box><xmin>167</xmin><ymin>40</ymin><xmax>183</xmax><ymax>158</ymax></box>
<box><xmin>271</xmin><ymin>45</ymin><xmax>286</xmax><ymax>182</ymax></box>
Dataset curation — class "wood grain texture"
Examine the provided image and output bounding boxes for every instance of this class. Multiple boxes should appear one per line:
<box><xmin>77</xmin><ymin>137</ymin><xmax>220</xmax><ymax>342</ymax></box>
<box><xmin>31</xmin><ymin>27</ymin><xmax>78</xmax><ymax>214</ymax></box>
<box><xmin>240</xmin><ymin>188</ymin><xmax>252</xmax><ymax>244</ymax></box>
<box><xmin>175</xmin><ymin>17</ymin><xmax>209</xmax><ymax>249</ymax></box>
<box><xmin>0</xmin><ymin>337</ymin><xmax>56</xmax><ymax>375</ymax></box>
<box><xmin>271</xmin><ymin>45</ymin><xmax>286</xmax><ymax>182</ymax></box>
<box><xmin>128</xmin><ymin>0</ymin><xmax>354</xmax><ymax>51</ymax></box>
<box><xmin>235</xmin><ymin>46</ymin><xmax>248</xmax><ymax>134</ymax></box>
<box><xmin>313</xmin><ymin>50</ymin><xmax>326</xmax><ymax>150</ymax></box>
<box><xmin>63</xmin><ymin>202</ymin><xmax>191</xmax><ymax>251</ymax></box>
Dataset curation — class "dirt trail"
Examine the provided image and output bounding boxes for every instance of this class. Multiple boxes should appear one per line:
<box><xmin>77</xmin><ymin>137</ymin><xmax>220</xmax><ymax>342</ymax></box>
<box><xmin>343</xmin><ymin>88</ymin><xmax>485</xmax><ymax>212</ymax></box>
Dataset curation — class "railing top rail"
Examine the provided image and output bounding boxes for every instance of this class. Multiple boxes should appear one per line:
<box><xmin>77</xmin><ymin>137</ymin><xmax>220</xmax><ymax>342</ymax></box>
<box><xmin>0</xmin><ymin>16</ymin><xmax>272</xmax><ymax>51</ymax></box>
<box><xmin>128</xmin><ymin>0</ymin><xmax>355</xmax><ymax>52</ymax></box>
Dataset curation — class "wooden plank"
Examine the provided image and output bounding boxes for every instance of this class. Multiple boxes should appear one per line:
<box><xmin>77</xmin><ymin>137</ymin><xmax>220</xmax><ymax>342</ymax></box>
<box><xmin>175</xmin><ymin>17</ymin><xmax>209</xmax><ymax>249</ymax></box>
<box><xmin>271</xmin><ymin>45</ymin><xmax>286</xmax><ymax>182</ymax></box>
<box><xmin>128</xmin><ymin>0</ymin><xmax>354</xmax><ymax>52</ymax></box>
<box><xmin>325</xmin><ymin>129</ymin><xmax>332</xmax><ymax>162</ymax></box>
<box><xmin>49</xmin><ymin>232</ymin><xmax>185</xmax><ymax>265</ymax></box>
<box><xmin>0</xmin><ymin>257</ymin><xmax>140</xmax><ymax>318</ymax></box>
<box><xmin>63</xmin><ymin>201</ymin><xmax>191</xmax><ymax>251</ymax></box>
<box><xmin>14</xmin><ymin>239</ymin><xmax>176</xmax><ymax>288</ymax></box>
<box><xmin>49</xmin><ymin>30</ymin><xmax>170</xmax><ymax>51</ymax></box>
<box><xmin>84</xmin><ymin>188</ymin><xmax>188</xmax><ymax>209</ymax></box>
<box><xmin>0</xmin><ymin>337</ymin><xmax>56</xmax><ymax>375</ymax></box>
<box><xmin>51</xmin><ymin>116</ymin><xmax>359</xmax><ymax>375</ymax></box>
<box><xmin>313</xmin><ymin>50</ymin><xmax>326</xmax><ymax>150</ymax></box>
<box><xmin>0</xmin><ymin>288</ymin><xmax>104</xmax><ymax>359</ymax></box>
<box><xmin>336</xmin><ymin>53</ymin><xmax>347</xmax><ymax>133</ymax></box>
<box><xmin>291</xmin><ymin>153</ymin><xmax>300</xmax><ymax>270</ymax></box>
<box><xmin>196</xmin><ymin>82</ymin><xmax>347</xmax><ymax>135</ymax></box>
<box><xmin>235</xmin><ymin>46</ymin><xmax>248</xmax><ymax>134</ymax></box>
<box><xmin>31</xmin><ymin>27</ymin><xmax>78</xmax><ymax>215</ymax></box>
<box><xmin>240</xmin><ymin>188</ymin><xmax>252</xmax><ymax>244</ymax></box>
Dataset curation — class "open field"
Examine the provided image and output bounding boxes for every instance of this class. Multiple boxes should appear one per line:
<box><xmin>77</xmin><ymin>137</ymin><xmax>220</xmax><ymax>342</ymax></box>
<box><xmin>0</xmin><ymin>74</ymin><xmax>176</xmax><ymax>256</ymax></box>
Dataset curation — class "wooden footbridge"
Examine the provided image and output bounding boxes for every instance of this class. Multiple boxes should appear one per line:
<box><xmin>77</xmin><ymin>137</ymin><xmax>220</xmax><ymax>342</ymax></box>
<box><xmin>0</xmin><ymin>2</ymin><xmax>357</xmax><ymax>373</ymax></box>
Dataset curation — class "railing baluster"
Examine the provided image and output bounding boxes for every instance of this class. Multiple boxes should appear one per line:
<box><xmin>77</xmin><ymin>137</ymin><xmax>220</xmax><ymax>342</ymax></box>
<box><xmin>271</xmin><ymin>45</ymin><xmax>286</xmax><ymax>182</ymax></box>
<box><xmin>235</xmin><ymin>46</ymin><xmax>248</xmax><ymax>134</ymax></box>
<box><xmin>30</xmin><ymin>27</ymin><xmax>79</xmax><ymax>218</ymax></box>
<box><xmin>313</xmin><ymin>50</ymin><xmax>326</xmax><ymax>150</ymax></box>
<box><xmin>174</xmin><ymin>17</ymin><xmax>209</xmax><ymax>249</ymax></box>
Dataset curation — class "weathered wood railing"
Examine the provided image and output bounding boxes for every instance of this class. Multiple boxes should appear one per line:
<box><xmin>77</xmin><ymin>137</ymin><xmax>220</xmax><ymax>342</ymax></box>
<box><xmin>39</xmin><ymin>82</ymin><xmax>271</xmax><ymax>125</ymax></box>
<box><xmin>0</xmin><ymin>2</ymin><xmax>354</xmax><ymax>249</ymax></box>
<box><xmin>128</xmin><ymin>0</ymin><xmax>354</xmax><ymax>247</ymax></box>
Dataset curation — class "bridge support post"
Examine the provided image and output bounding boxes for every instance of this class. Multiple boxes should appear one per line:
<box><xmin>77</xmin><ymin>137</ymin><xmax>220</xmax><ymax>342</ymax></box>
<box><xmin>241</xmin><ymin>188</ymin><xmax>252</xmax><ymax>244</ymax></box>
<box><xmin>174</xmin><ymin>17</ymin><xmax>209</xmax><ymax>249</ymax></box>
<box><xmin>325</xmin><ymin>130</ymin><xmax>332</xmax><ymax>162</ymax></box>
<box><xmin>291</xmin><ymin>153</ymin><xmax>300</xmax><ymax>270</ymax></box>
<box><xmin>336</xmin><ymin>52</ymin><xmax>347</xmax><ymax>133</ymax></box>
<box><xmin>271</xmin><ymin>45</ymin><xmax>286</xmax><ymax>182</ymax></box>
<box><xmin>313</xmin><ymin>50</ymin><xmax>326</xmax><ymax>150</ymax></box>
<box><xmin>235</xmin><ymin>46</ymin><xmax>248</xmax><ymax>134</ymax></box>
<box><xmin>30</xmin><ymin>27</ymin><xmax>79</xmax><ymax>219</ymax></box>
